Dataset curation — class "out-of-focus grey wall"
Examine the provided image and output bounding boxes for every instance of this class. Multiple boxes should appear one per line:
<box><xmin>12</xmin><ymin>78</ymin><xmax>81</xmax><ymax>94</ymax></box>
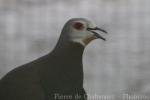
<box><xmin>0</xmin><ymin>0</ymin><xmax>150</xmax><ymax>99</ymax></box>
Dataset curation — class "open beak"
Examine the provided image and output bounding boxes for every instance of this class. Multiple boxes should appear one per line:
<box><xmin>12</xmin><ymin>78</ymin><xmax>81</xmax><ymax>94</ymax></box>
<box><xmin>87</xmin><ymin>27</ymin><xmax>107</xmax><ymax>41</ymax></box>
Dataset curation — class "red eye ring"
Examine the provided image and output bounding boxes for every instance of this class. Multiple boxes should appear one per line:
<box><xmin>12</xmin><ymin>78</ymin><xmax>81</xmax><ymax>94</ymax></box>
<box><xmin>73</xmin><ymin>22</ymin><xmax>84</xmax><ymax>30</ymax></box>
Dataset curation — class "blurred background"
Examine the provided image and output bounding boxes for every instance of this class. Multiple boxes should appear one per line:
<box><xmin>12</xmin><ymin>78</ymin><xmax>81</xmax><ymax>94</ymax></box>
<box><xmin>0</xmin><ymin>0</ymin><xmax>150</xmax><ymax>99</ymax></box>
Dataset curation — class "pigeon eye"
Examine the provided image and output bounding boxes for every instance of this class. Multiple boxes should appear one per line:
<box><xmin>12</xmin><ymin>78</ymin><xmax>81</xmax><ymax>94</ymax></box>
<box><xmin>73</xmin><ymin>22</ymin><xmax>84</xmax><ymax>30</ymax></box>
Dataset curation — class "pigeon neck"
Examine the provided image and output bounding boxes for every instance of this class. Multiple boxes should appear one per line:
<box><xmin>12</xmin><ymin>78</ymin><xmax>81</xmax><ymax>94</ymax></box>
<box><xmin>54</xmin><ymin>41</ymin><xmax>85</xmax><ymax>57</ymax></box>
<box><xmin>45</xmin><ymin>41</ymin><xmax>85</xmax><ymax>89</ymax></box>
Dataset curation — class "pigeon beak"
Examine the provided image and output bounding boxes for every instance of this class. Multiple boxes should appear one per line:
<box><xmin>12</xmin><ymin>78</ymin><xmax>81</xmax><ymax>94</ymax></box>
<box><xmin>87</xmin><ymin>27</ymin><xmax>107</xmax><ymax>41</ymax></box>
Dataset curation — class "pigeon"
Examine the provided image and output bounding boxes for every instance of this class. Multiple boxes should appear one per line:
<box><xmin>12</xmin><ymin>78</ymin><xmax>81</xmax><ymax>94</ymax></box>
<box><xmin>0</xmin><ymin>18</ymin><xmax>107</xmax><ymax>100</ymax></box>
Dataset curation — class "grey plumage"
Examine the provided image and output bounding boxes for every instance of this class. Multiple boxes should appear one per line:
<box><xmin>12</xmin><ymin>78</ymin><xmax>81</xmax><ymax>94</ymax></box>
<box><xmin>0</xmin><ymin>18</ymin><xmax>107</xmax><ymax>100</ymax></box>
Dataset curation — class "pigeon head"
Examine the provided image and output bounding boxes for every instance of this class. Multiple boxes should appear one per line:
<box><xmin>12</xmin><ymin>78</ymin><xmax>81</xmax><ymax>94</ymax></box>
<box><xmin>58</xmin><ymin>18</ymin><xmax>107</xmax><ymax>47</ymax></box>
